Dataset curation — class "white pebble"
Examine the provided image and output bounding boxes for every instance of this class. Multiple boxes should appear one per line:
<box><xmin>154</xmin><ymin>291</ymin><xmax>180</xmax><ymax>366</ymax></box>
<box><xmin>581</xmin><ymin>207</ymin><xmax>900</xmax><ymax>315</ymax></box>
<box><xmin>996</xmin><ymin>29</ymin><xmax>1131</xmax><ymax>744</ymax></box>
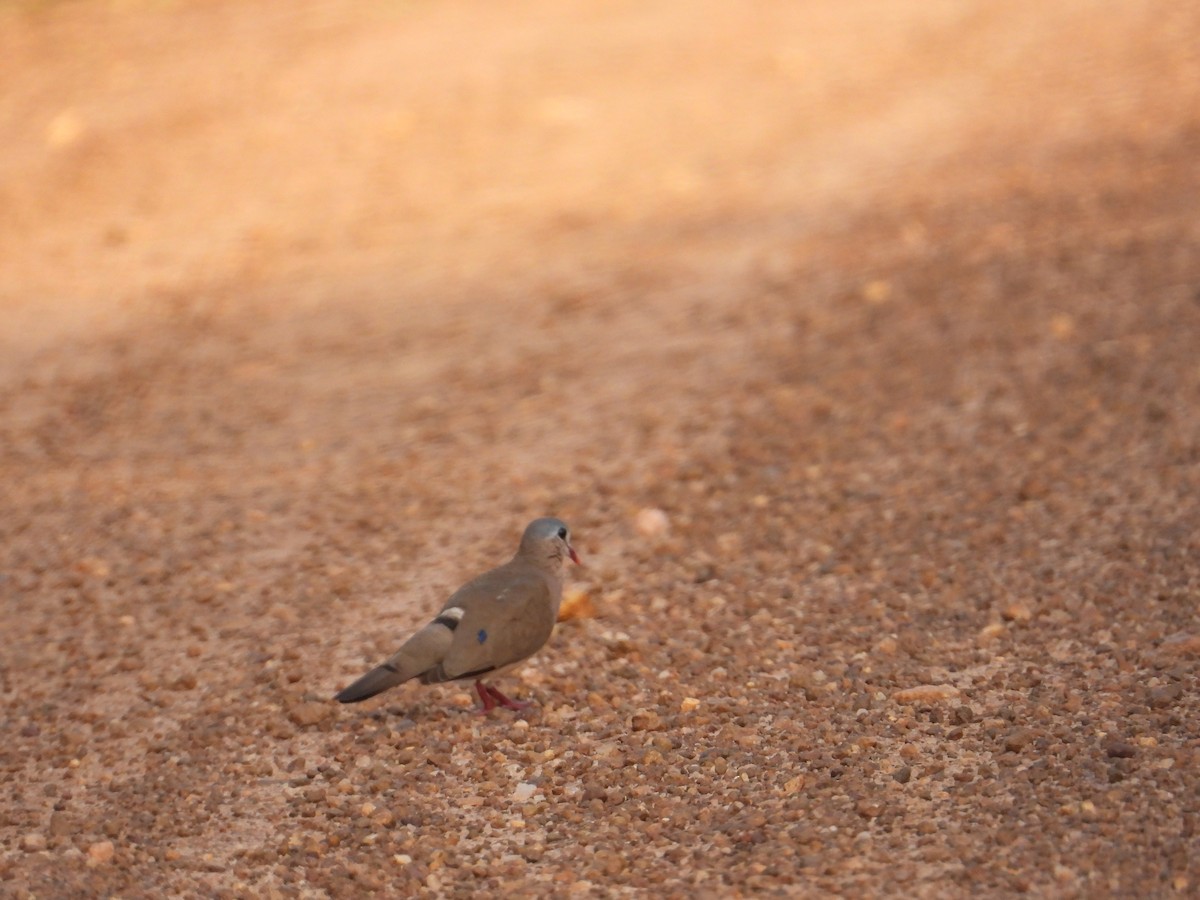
<box><xmin>635</xmin><ymin>508</ymin><xmax>669</xmax><ymax>537</ymax></box>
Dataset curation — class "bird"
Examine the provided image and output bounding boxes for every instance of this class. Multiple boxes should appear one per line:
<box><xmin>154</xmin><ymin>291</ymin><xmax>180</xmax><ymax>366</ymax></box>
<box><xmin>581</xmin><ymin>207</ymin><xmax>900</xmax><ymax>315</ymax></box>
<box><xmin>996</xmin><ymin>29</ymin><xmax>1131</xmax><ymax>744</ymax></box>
<box><xmin>334</xmin><ymin>517</ymin><xmax>581</xmax><ymax>713</ymax></box>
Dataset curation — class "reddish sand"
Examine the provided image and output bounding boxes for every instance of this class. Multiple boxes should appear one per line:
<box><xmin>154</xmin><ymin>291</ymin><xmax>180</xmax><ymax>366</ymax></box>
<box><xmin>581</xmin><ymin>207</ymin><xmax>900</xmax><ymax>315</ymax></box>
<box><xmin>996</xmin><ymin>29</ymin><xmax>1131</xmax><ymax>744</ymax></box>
<box><xmin>2</xmin><ymin>0</ymin><xmax>1198</xmax><ymax>894</ymax></box>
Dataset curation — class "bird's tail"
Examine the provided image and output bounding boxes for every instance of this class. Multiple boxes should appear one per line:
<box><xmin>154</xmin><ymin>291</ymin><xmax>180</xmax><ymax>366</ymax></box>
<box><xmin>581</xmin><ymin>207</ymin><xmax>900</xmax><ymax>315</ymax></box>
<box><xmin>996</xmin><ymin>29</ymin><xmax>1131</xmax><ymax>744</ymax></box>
<box><xmin>334</xmin><ymin>663</ymin><xmax>407</xmax><ymax>703</ymax></box>
<box><xmin>334</xmin><ymin>621</ymin><xmax>453</xmax><ymax>703</ymax></box>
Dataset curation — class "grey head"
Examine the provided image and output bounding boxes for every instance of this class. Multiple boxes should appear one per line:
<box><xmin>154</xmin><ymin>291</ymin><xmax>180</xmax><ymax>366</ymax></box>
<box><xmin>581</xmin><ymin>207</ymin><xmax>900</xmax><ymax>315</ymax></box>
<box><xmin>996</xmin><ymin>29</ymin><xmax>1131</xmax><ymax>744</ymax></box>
<box><xmin>517</xmin><ymin>517</ymin><xmax>582</xmax><ymax>568</ymax></box>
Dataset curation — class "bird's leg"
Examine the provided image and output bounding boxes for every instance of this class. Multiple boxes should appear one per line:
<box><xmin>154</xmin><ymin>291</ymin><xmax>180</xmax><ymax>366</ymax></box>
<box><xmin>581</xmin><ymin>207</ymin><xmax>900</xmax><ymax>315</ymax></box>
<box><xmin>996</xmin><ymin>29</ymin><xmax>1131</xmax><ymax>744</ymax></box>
<box><xmin>474</xmin><ymin>680</ymin><xmax>498</xmax><ymax>714</ymax></box>
<box><xmin>484</xmin><ymin>683</ymin><xmax>531</xmax><ymax>710</ymax></box>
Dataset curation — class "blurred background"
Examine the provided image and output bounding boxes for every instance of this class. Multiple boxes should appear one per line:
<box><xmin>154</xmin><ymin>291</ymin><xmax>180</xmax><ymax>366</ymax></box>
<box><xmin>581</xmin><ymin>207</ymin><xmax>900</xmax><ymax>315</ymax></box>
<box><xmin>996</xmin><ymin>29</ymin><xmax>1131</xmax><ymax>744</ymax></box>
<box><xmin>1</xmin><ymin>0</ymin><xmax>1199</xmax><ymax>894</ymax></box>
<box><xmin>5</xmin><ymin>1</ymin><xmax>1193</xmax><ymax>350</ymax></box>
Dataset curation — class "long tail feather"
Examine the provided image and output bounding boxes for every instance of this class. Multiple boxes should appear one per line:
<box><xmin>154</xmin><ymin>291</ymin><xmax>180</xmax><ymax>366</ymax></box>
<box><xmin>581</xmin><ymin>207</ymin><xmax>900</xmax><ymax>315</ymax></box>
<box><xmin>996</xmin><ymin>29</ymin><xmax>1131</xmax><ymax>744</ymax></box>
<box><xmin>334</xmin><ymin>620</ymin><xmax>454</xmax><ymax>703</ymax></box>
<box><xmin>334</xmin><ymin>663</ymin><xmax>406</xmax><ymax>703</ymax></box>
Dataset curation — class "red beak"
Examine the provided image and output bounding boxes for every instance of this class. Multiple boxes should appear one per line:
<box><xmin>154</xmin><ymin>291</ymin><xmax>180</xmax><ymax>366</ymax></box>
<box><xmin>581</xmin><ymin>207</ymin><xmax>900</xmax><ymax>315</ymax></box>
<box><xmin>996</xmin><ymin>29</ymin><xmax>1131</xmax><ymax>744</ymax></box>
<box><xmin>568</xmin><ymin>545</ymin><xmax>582</xmax><ymax>565</ymax></box>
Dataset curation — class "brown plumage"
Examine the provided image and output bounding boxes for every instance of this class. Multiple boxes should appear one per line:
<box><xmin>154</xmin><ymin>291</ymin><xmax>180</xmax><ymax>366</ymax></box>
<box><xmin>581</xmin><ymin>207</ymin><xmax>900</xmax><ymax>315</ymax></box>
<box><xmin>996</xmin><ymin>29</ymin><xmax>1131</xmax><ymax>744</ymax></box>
<box><xmin>334</xmin><ymin>517</ymin><xmax>580</xmax><ymax>712</ymax></box>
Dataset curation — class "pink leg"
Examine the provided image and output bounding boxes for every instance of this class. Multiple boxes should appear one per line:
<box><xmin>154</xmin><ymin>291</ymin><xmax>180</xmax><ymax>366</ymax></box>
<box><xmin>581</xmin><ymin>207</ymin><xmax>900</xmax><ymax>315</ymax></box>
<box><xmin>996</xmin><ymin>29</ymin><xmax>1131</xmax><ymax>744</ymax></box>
<box><xmin>474</xmin><ymin>680</ymin><xmax>497</xmax><ymax>714</ymax></box>
<box><xmin>484</xmin><ymin>683</ymin><xmax>531</xmax><ymax>710</ymax></box>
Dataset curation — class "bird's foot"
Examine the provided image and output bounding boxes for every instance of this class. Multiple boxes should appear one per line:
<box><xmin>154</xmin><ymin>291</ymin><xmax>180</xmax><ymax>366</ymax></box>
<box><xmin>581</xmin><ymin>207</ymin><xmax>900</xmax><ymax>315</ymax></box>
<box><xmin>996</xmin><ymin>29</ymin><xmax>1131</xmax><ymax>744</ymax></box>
<box><xmin>473</xmin><ymin>681</ymin><xmax>498</xmax><ymax>714</ymax></box>
<box><xmin>472</xmin><ymin>681</ymin><xmax>531</xmax><ymax>713</ymax></box>
<box><xmin>484</xmin><ymin>683</ymin><xmax>531</xmax><ymax>710</ymax></box>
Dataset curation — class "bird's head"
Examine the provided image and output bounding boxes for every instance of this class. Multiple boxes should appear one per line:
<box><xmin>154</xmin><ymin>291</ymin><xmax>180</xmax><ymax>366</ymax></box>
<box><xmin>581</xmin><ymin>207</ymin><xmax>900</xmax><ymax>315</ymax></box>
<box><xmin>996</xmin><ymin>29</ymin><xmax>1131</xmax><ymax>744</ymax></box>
<box><xmin>519</xmin><ymin>517</ymin><xmax>581</xmax><ymax>568</ymax></box>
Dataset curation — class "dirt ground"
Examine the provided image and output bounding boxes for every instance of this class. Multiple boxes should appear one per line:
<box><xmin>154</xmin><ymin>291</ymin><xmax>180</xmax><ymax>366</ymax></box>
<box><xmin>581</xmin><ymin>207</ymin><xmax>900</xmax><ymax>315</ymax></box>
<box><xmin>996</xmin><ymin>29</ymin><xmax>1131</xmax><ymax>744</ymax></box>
<box><xmin>2</xmin><ymin>0</ymin><xmax>1199</xmax><ymax>895</ymax></box>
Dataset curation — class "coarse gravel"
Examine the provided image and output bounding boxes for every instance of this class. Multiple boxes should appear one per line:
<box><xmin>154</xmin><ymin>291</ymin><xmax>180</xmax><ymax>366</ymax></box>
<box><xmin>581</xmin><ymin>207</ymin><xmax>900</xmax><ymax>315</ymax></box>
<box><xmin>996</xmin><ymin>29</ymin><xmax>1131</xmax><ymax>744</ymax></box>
<box><xmin>2</xmin><ymin>0</ymin><xmax>1199</xmax><ymax>896</ymax></box>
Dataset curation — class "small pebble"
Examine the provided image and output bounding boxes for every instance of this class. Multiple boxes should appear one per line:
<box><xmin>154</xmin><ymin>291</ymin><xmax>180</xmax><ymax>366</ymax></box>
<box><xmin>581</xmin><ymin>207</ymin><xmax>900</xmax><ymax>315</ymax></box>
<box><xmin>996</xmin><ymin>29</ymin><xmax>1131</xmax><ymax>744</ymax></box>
<box><xmin>557</xmin><ymin>587</ymin><xmax>596</xmax><ymax>622</ymax></box>
<box><xmin>874</xmin><ymin>636</ymin><xmax>899</xmax><ymax>655</ymax></box>
<box><xmin>634</xmin><ymin>508</ymin><xmax>670</xmax><ymax>538</ymax></box>
<box><xmin>1001</xmin><ymin>602</ymin><xmax>1033</xmax><ymax>622</ymax></box>
<box><xmin>1104</xmin><ymin>739</ymin><xmax>1137</xmax><ymax>759</ymax></box>
<box><xmin>630</xmin><ymin>709</ymin><xmax>662</xmax><ymax>731</ymax></box>
<box><xmin>1148</xmin><ymin>683</ymin><xmax>1182</xmax><ymax>708</ymax></box>
<box><xmin>87</xmin><ymin>841</ymin><xmax>115</xmax><ymax>866</ymax></box>
<box><xmin>288</xmin><ymin>701</ymin><xmax>332</xmax><ymax>727</ymax></box>
<box><xmin>893</xmin><ymin>685</ymin><xmax>961</xmax><ymax>704</ymax></box>
<box><xmin>1004</xmin><ymin>728</ymin><xmax>1037</xmax><ymax>753</ymax></box>
<box><xmin>977</xmin><ymin>623</ymin><xmax>1007</xmax><ymax>644</ymax></box>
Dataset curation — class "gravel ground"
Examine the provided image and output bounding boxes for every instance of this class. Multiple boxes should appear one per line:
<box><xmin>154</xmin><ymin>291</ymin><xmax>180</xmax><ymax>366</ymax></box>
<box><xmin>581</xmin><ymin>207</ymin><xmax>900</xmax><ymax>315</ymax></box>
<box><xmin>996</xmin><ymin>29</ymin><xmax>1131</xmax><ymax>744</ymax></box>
<box><xmin>2</xmin><ymin>0</ymin><xmax>1199</xmax><ymax>896</ymax></box>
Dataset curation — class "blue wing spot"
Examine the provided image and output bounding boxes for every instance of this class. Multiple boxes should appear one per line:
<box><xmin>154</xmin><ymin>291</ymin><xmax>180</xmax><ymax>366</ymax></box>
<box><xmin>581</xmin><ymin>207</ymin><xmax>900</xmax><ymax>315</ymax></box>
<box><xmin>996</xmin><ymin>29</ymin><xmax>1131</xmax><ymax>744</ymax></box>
<box><xmin>477</xmin><ymin>629</ymin><xmax>488</xmax><ymax>644</ymax></box>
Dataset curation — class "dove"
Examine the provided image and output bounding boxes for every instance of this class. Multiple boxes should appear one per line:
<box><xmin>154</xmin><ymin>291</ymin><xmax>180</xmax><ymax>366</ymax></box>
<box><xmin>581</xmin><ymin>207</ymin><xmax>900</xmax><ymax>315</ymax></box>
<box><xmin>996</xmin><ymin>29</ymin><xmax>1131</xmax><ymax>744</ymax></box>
<box><xmin>334</xmin><ymin>517</ymin><xmax>581</xmax><ymax>713</ymax></box>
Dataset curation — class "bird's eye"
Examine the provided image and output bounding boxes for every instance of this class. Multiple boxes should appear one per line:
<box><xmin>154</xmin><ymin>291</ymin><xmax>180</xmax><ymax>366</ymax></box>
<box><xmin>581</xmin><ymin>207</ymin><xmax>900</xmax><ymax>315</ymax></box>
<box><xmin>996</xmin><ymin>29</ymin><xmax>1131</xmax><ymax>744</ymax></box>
<box><xmin>557</xmin><ymin>526</ymin><xmax>568</xmax><ymax>540</ymax></box>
